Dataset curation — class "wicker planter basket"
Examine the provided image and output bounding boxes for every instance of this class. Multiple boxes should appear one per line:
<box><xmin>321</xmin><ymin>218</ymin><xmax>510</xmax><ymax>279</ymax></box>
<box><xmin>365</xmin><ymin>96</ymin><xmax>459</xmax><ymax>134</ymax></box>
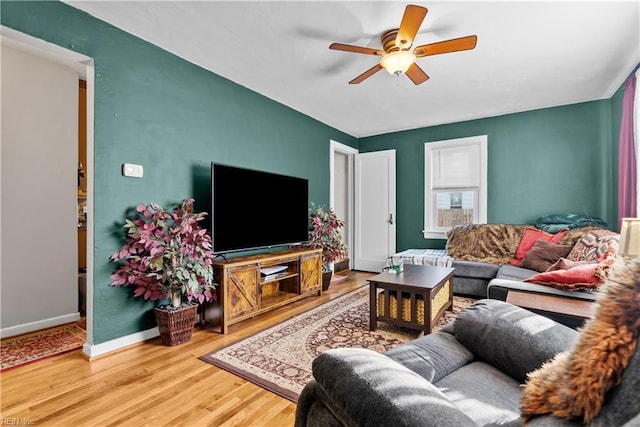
<box><xmin>154</xmin><ymin>303</ymin><xmax>198</xmax><ymax>346</ymax></box>
<box><xmin>322</xmin><ymin>270</ymin><xmax>333</xmax><ymax>292</ymax></box>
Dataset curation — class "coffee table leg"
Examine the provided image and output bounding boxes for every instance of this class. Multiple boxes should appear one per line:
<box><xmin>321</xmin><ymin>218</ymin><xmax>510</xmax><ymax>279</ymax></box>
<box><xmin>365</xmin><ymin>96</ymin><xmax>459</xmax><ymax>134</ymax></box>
<box><xmin>369</xmin><ymin>282</ymin><xmax>377</xmax><ymax>331</ymax></box>
<box><xmin>424</xmin><ymin>291</ymin><xmax>432</xmax><ymax>335</ymax></box>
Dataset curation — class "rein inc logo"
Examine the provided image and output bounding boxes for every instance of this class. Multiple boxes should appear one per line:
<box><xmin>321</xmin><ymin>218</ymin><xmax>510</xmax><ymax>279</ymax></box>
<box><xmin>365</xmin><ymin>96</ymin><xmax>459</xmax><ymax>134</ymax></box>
<box><xmin>1</xmin><ymin>419</ymin><xmax>35</xmax><ymax>425</ymax></box>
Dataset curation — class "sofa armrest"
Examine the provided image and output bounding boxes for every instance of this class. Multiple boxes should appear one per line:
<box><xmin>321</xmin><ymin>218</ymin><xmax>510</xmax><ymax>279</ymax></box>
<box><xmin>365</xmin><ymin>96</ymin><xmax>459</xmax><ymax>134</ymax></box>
<box><xmin>307</xmin><ymin>348</ymin><xmax>477</xmax><ymax>427</ymax></box>
<box><xmin>454</xmin><ymin>299</ymin><xmax>578</xmax><ymax>383</ymax></box>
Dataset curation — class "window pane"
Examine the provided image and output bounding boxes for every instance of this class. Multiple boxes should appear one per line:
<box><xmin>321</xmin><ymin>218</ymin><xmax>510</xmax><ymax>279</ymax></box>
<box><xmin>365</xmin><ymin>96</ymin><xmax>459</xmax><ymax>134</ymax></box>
<box><xmin>435</xmin><ymin>191</ymin><xmax>477</xmax><ymax>227</ymax></box>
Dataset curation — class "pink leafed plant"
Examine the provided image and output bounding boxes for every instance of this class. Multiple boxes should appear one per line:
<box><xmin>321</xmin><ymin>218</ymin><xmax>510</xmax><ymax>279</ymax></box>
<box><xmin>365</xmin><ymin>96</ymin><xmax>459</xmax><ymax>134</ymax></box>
<box><xmin>307</xmin><ymin>204</ymin><xmax>348</xmax><ymax>270</ymax></box>
<box><xmin>110</xmin><ymin>199</ymin><xmax>216</xmax><ymax>308</ymax></box>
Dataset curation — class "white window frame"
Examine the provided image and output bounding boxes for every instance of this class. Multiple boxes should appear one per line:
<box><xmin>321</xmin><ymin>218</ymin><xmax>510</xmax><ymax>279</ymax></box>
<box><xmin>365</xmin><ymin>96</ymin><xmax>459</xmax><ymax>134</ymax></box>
<box><xmin>423</xmin><ymin>135</ymin><xmax>488</xmax><ymax>239</ymax></box>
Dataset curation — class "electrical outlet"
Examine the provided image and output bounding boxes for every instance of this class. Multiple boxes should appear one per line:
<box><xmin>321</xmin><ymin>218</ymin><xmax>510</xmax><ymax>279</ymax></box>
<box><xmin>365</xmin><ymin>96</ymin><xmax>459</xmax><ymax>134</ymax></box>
<box><xmin>122</xmin><ymin>163</ymin><xmax>143</xmax><ymax>178</ymax></box>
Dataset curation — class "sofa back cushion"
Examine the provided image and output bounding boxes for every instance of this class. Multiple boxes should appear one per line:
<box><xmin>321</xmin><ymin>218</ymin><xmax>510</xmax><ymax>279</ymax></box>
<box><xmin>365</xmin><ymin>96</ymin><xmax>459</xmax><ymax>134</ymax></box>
<box><xmin>453</xmin><ymin>299</ymin><xmax>577</xmax><ymax>383</ymax></box>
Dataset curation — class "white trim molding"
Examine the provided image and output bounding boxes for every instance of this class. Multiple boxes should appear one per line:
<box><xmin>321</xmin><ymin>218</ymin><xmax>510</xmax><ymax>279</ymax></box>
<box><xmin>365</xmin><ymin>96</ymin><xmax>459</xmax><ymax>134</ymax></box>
<box><xmin>83</xmin><ymin>327</ymin><xmax>159</xmax><ymax>359</ymax></box>
<box><xmin>1</xmin><ymin>313</ymin><xmax>81</xmax><ymax>338</ymax></box>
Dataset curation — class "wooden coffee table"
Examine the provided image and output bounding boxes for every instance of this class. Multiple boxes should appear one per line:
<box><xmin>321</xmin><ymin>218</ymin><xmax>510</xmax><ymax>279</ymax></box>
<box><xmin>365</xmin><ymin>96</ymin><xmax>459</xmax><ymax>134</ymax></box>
<box><xmin>369</xmin><ymin>264</ymin><xmax>455</xmax><ymax>334</ymax></box>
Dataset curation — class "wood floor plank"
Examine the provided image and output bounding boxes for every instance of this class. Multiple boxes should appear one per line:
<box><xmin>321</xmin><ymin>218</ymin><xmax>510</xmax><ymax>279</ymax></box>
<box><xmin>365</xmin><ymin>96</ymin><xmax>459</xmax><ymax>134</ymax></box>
<box><xmin>0</xmin><ymin>271</ymin><xmax>371</xmax><ymax>426</ymax></box>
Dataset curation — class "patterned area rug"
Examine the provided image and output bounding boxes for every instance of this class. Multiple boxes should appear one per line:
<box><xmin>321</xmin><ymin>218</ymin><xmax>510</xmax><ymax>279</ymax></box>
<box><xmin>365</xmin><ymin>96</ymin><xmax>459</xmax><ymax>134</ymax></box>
<box><xmin>1</xmin><ymin>323</ymin><xmax>86</xmax><ymax>371</ymax></box>
<box><xmin>200</xmin><ymin>287</ymin><xmax>476</xmax><ymax>402</ymax></box>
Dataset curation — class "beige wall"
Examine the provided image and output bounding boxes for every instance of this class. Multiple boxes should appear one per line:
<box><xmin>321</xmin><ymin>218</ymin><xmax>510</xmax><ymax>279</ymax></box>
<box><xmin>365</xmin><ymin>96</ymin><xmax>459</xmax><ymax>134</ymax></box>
<box><xmin>1</xmin><ymin>43</ymin><xmax>79</xmax><ymax>334</ymax></box>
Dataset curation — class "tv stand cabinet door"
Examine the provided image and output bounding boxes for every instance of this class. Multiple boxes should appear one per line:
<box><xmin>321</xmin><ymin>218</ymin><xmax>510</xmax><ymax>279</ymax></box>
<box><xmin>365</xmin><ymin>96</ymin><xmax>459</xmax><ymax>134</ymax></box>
<box><xmin>225</xmin><ymin>265</ymin><xmax>259</xmax><ymax>321</ymax></box>
<box><xmin>300</xmin><ymin>254</ymin><xmax>322</xmax><ymax>294</ymax></box>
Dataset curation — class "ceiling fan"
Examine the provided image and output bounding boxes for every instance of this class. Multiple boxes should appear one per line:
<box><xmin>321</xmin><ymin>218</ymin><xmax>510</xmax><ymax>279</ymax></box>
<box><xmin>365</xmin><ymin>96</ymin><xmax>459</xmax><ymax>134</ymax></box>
<box><xmin>329</xmin><ymin>4</ymin><xmax>477</xmax><ymax>85</ymax></box>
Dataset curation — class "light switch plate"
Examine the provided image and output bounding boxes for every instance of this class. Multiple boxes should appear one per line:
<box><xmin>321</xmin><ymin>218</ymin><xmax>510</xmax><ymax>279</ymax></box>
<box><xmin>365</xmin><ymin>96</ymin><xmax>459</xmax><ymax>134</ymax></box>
<box><xmin>122</xmin><ymin>163</ymin><xmax>143</xmax><ymax>178</ymax></box>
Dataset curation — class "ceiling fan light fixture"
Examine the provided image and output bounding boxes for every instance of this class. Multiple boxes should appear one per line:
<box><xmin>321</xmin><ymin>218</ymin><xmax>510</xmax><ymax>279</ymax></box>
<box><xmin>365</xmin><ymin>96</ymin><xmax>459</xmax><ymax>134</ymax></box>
<box><xmin>380</xmin><ymin>50</ymin><xmax>416</xmax><ymax>76</ymax></box>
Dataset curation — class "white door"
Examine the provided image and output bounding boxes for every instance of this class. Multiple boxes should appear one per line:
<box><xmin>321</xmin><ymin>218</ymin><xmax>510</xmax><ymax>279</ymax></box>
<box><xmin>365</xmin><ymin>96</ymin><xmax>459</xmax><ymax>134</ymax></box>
<box><xmin>354</xmin><ymin>150</ymin><xmax>396</xmax><ymax>272</ymax></box>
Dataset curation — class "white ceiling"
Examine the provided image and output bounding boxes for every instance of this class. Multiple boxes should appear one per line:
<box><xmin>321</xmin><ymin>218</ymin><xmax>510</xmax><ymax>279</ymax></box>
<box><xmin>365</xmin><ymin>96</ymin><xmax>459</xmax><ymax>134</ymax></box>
<box><xmin>64</xmin><ymin>1</ymin><xmax>640</xmax><ymax>138</ymax></box>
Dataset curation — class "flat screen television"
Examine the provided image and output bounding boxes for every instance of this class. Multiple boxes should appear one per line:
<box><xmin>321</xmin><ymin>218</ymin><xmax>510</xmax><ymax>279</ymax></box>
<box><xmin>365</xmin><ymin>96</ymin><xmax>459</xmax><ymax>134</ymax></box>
<box><xmin>211</xmin><ymin>163</ymin><xmax>309</xmax><ymax>254</ymax></box>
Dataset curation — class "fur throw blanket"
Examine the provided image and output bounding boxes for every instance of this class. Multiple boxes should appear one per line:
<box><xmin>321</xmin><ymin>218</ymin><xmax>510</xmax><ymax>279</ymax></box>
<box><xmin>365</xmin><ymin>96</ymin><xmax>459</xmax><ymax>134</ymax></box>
<box><xmin>446</xmin><ymin>224</ymin><xmax>530</xmax><ymax>264</ymax></box>
<box><xmin>521</xmin><ymin>258</ymin><xmax>640</xmax><ymax>424</ymax></box>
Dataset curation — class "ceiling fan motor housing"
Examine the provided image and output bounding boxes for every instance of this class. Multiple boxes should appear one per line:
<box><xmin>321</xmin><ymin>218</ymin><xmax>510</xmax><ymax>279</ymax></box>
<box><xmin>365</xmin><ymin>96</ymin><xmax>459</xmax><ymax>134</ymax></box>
<box><xmin>381</xmin><ymin>29</ymin><xmax>404</xmax><ymax>53</ymax></box>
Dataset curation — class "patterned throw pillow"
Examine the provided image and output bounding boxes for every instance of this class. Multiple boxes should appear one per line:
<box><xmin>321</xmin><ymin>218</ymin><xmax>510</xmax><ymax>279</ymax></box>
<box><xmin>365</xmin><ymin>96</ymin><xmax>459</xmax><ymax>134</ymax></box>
<box><xmin>566</xmin><ymin>229</ymin><xmax>619</xmax><ymax>262</ymax></box>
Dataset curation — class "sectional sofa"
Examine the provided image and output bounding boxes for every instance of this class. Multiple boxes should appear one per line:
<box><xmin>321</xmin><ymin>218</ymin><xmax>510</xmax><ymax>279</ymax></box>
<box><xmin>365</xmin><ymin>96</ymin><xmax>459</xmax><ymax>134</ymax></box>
<box><xmin>445</xmin><ymin>224</ymin><xmax>619</xmax><ymax>327</ymax></box>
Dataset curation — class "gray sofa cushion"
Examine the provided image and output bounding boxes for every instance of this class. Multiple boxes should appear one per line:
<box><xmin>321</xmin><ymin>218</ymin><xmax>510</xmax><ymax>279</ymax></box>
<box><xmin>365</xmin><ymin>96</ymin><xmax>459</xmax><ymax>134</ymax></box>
<box><xmin>385</xmin><ymin>330</ymin><xmax>474</xmax><ymax>383</ymax></box>
<box><xmin>453</xmin><ymin>260</ymin><xmax>500</xmax><ymax>279</ymax></box>
<box><xmin>435</xmin><ymin>361</ymin><xmax>522</xmax><ymax>426</ymax></box>
<box><xmin>496</xmin><ymin>264</ymin><xmax>538</xmax><ymax>281</ymax></box>
<box><xmin>453</xmin><ymin>300</ymin><xmax>578</xmax><ymax>383</ymax></box>
<box><xmin>306</xmin><ymin>347</ymin><xmax>477</xmax><ymax>427</ymax></box>
<box><xmin>453</xmin><ymin>277</ymin><xmax>491</xmax><ymax>298</ymax></box>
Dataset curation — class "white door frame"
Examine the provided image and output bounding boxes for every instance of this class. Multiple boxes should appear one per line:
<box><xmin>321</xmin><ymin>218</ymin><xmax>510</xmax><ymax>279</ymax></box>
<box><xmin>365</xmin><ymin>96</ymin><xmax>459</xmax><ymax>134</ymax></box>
<box><xmin>1</xmin><ymin>27</ymin><xmax>96</xmax><ymax>355</ymax></box>
<box><xmin>329</xmin><ymin>140</ymin><xmax>358</xmax><ymax>269</ymax></box>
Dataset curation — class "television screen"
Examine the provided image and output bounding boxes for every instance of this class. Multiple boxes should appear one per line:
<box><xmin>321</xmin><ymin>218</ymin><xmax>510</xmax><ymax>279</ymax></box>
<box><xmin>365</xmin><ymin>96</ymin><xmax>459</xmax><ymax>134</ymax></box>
<box><xmin>211</xmin><ymin>163</ymin><xmax>309</xmax><ymax>253</ymax></box>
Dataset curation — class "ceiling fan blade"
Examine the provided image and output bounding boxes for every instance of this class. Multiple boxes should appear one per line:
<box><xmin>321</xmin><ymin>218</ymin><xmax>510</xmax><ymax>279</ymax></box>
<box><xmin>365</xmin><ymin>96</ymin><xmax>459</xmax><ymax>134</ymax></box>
<box><xmin>349</xmin><ymin>64</ymin><xmax>384</xmax><ymax>84</ymax></box>
<box><xmin>395</xmin><ymin>5</ymin><xmax>428</xmax><ymax>49</ymax></box>
<box><xmin>405</xmin><ymin>63</ymin><xmax>430</xmax><ymax>85</ymax></box>
<box><xmin>413</xmin><ymin>35</ymin><xmax>478</xmax><ymax>58</ymax></box>
<box><xmin>329</xmin><ymin>43</ymin><xmax>385</xmax><ymax>56</ymax></box>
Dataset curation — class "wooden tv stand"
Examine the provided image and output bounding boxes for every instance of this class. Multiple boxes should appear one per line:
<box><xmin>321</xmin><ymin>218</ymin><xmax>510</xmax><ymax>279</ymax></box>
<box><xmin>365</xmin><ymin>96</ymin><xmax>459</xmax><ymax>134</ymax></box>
<box><xmin>210</xmin><ymin>248</ymin><xmax>322</xmax><ymax>333</ymax></box>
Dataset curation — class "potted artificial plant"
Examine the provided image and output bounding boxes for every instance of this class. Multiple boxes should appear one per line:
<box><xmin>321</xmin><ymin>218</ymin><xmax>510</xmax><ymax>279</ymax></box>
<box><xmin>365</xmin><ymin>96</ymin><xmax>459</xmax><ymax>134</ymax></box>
<box><xmin>110</xmin><ymin>199</ymin><xmax>216</xmax><ymax>346</ymax></box>
<box><xmin>308</xmin><ymin>205</ymin><xmax>348</xmax><ymax>291</ymax></box>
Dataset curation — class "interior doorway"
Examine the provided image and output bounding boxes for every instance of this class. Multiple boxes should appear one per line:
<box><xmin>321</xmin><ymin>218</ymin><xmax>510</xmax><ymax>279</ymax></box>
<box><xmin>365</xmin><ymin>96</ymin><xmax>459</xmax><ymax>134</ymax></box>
<box><xmin>78</xmin><ymin>79</ymin><xmax>87</xmax><ymax>319</ymax></box>
<box><xmin>329</xmin><ymin>140</ymin><xmax>358</xmax><ymax>270</ymax></box>
<box><xmin>1</xmin><ymin>26</ymin><xmax>95</xmax><ymax>352</ymax></box>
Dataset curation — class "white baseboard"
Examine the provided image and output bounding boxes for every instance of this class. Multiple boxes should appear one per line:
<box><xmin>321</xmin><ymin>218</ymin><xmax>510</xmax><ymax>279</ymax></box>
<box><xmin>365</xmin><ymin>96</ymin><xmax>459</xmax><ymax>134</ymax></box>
<box><xmin>83</xmin><ymin>327</ymin><xmax>159</xmax><ymax>358</ymax></box>
<box><xmin>0</xmin><ymin>312</ymin><xmax>81</xmax><ymax>338</ymax></box>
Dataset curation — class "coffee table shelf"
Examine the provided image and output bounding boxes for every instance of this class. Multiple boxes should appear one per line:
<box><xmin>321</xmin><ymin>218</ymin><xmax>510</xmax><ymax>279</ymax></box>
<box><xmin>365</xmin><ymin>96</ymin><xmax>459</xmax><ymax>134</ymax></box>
<box><xmin>368</xmin><ymin>264</ymin><xmax>455</xmax><ymax>334</ymax></box>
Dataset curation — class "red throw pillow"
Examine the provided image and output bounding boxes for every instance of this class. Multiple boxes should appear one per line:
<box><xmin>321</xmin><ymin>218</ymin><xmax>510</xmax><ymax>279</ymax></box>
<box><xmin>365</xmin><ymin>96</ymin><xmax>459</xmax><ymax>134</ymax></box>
<box><xmin>524</xmin><ymin>263</ymin><xmax>601</xmax><ymax>291</ymax></box>
<box><xmin>510</xmin><ymin>229</ymin><xmax>568</xmax><ymax>266</ymax></box>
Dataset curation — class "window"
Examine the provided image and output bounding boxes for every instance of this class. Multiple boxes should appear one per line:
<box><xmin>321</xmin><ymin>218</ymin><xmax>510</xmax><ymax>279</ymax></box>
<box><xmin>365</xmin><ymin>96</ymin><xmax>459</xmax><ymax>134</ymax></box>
<box><xmin>424</xmin><ymin>135</ymin><xmax>487</xmax><ymax>239</ymax></box>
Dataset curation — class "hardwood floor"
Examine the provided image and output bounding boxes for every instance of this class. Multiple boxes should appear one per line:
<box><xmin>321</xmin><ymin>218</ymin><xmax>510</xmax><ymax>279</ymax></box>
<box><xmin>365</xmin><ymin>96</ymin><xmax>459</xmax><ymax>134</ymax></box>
<box><xmin>0</xmin><ymin>271</ymin><xmax>372</xmax><ymax>426</ymax></box>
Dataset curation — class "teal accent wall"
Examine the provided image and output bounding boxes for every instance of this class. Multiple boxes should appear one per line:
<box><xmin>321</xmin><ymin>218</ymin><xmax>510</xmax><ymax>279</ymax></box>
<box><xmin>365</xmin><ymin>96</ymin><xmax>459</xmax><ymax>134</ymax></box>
<box><xmin>1</xmin><ymin>1</ymin><xmax>357</xmax><ymax>344</ymax></box>
<box><xmin>360</xmin><ymin>101</ymin><xmax>618</xmax><ymax>252</ymax></box>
